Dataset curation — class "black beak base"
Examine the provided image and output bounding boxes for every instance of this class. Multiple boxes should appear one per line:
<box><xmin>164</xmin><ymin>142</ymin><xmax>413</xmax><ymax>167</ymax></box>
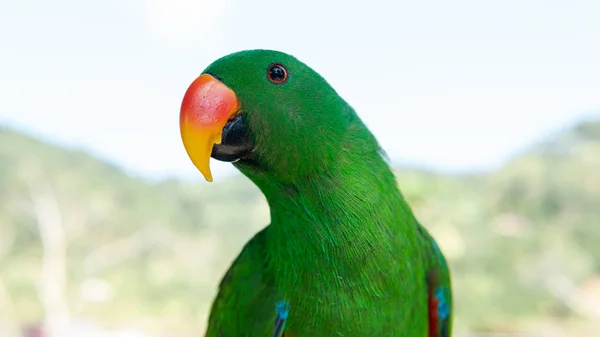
<box><xmin>211</xmin><ymin>114</ymin><xmax>253</xmax><ymax>162</ymax></box>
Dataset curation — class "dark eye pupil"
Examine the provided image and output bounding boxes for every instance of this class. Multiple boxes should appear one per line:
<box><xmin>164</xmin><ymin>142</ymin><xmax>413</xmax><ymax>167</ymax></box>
<box><xmin>269</xmin><ymin>66</ymin><xmax>286</xmax><ymax>82</ymax></box>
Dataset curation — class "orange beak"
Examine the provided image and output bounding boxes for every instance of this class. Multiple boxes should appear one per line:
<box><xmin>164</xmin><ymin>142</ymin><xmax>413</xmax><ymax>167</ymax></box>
<box><xmin>180</xmin><ymin>74</ymin><xmax>239</xmax><ymax>182</ymax></box>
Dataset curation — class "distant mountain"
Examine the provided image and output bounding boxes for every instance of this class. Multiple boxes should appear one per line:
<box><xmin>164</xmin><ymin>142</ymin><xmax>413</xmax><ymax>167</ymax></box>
<box><xmin>0</xmin><ymin>120</ymin><xmax>598</xmax><ymax>336</ymax></box>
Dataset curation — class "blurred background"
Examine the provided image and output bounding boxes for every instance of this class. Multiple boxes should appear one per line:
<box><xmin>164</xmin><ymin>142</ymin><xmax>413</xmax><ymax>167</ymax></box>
<box><xmin>1</xmin><ymin>0</ymin><xmax>599</xmax><ymax>336</ymax></box>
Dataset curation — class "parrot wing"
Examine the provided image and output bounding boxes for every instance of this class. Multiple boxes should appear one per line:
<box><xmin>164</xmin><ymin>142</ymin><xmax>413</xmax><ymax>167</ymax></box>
<box><xmin>418</xmin><ymin>224</ymin><xmax>453</xmax><ymax>337</ymax></box>
<box><xmin>204</xmin><ymin>227</ymin><xmax>283</xmax><ymax>337</ymax></box>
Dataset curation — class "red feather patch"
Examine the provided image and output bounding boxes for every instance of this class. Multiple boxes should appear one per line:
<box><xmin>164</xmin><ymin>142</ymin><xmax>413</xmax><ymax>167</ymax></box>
<box><xmin>428</xmin><ymin>290</ymin><xmax>440</xmax><ymax>337</ymax></box>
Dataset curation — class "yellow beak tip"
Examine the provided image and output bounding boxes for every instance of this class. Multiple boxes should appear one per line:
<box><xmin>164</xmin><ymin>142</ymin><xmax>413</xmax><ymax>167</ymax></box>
<box><xmin>197</xmin><ymin>164</ymin><xmax>214</xmax><ymax>183</ymax></box>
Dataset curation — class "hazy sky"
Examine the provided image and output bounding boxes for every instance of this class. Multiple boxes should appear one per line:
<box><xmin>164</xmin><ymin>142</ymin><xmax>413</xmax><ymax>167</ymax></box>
<box><xmin>1</xmin><ymin>0</ymin><xmax>599</xmax><ymax>181</ymax></box>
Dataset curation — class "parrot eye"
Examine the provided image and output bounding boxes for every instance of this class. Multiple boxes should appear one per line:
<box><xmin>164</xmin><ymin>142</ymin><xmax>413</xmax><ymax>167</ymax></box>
<box><xmin>267</xmin><ymin>64</ymin><xmax>288</xmax><ymax>84</ymax></box>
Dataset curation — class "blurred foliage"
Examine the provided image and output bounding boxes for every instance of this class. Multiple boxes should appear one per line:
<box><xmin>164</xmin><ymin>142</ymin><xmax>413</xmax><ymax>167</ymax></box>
<box><xmin>0</xmin><ymin>120</ymin><xmax>599</xmax><ymax>336</ymax></box>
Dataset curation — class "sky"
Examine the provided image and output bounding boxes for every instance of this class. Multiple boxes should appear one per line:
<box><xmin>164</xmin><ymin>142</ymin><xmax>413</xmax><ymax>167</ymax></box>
<box><xmin>1</xmin><ymin>0</ymin><xmax>599</xmax><ymax>181</ymax></box>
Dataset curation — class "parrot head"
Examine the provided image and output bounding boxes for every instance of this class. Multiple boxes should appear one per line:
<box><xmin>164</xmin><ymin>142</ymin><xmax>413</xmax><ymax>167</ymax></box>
<box><xmin>180</xmin><ymin>49</ymin><xmax>376</xmax><ymax>183</ymax></box>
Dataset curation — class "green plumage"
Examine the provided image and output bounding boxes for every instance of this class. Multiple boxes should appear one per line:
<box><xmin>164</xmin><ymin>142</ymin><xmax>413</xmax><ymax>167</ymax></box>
<box><xmin>198</xmin><ymin>50</ymin><xmax>453</xmax><ymax>336</ymax></box>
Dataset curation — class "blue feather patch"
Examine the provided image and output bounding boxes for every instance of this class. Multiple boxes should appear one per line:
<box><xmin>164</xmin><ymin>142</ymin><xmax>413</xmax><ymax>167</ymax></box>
<box><xmin>274</xmin><ymin>300</ymin><xmax>290</xmax><ymax>337</ymax></box>
<box><xmin>435</xmin><ymin>287</ymin><xmax>449</xmax><ymax>319</ymax></box>
<box><xmin>434</xmin><ymin>287</ymin><xmax>450</xmax><ymax>337</ymax></box>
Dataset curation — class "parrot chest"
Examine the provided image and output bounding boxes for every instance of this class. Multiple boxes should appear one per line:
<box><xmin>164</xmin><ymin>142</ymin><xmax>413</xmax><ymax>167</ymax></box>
<box><xmin>206</xmin><ymin>257</ymin><xmax>429</xmax><ymax>336</ymax></box>
<box><xmin>273</xmin><ymin>265</ymin><xmax>428</xmax><ymax>336</ymax></box>
<box><xmin>207</xmin><ymin>217</ymin><xmax>432</xmax><ymax>336</ymax></box>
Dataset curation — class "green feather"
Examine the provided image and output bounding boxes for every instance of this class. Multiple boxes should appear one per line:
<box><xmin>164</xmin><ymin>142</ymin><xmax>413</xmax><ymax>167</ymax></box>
<box><xmin>197</xmin><ymin>50</ymin><xmax>453</xmax><ymax>337</ymax></box>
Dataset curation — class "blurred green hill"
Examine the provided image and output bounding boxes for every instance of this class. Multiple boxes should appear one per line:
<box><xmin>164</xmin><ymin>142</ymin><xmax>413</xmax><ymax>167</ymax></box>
<box><xmin>0</xmin><ymin>120</ymin><xmax>599</xmax><ymax>336</ymax></box>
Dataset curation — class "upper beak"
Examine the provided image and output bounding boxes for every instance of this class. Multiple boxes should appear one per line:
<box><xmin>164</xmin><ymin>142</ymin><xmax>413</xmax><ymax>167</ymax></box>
<box><xmin>180</xmin><ymin>74</ymin><xmax>239</xmax><ymax>182</ymax></box>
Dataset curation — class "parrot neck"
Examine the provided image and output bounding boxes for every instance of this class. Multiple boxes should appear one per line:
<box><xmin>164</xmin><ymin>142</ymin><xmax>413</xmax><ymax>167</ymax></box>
<box><xmin>259</xmin><ymin>143</ymin><xmax>419</xmax><ymax>277</ymax></box>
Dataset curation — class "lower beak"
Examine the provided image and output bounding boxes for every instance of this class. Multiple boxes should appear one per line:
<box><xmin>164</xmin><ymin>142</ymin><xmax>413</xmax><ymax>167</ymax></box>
<box><xmin>180</xmin><ymin>74</ymin><xmax>239</xmax><ymax>182</ymax></box>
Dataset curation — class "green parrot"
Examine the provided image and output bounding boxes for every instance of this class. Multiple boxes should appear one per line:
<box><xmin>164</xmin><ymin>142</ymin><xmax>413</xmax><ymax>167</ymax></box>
<box><xmin>179</xmin><ymin>49</ymin><xmax>452</xmax><ymax>337</ymax></box>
